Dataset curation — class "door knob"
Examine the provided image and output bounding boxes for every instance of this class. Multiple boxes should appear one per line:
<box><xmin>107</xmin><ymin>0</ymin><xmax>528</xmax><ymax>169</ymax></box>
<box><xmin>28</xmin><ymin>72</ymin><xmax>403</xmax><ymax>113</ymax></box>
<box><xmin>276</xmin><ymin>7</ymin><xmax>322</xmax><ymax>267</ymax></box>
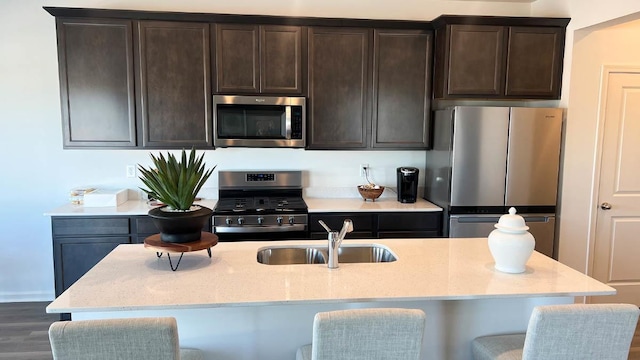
<box><xmin>600</xmin><ymin>202</ymin><xmax>612</xmax><ymax>210</ymax></box>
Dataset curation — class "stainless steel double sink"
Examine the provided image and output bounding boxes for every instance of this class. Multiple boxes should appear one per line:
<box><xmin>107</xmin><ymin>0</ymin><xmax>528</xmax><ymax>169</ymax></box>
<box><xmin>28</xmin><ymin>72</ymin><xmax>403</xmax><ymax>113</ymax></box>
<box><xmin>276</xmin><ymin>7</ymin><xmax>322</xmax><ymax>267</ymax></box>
<box><xmin>256</xmin><ymin>244</ymin><xmax>397</xmax><ymax>265</ymax></box>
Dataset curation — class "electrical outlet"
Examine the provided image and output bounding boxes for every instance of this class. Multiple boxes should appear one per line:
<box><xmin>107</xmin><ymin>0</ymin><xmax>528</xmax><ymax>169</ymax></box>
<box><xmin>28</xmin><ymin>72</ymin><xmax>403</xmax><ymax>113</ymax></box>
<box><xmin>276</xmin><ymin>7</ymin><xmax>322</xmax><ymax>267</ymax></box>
<box><xmin>360</xmin><ymin>164</ymin><xmax>369</xmax><ymax>177</ymax></box>
<box><xmin>126</xmin><ymin>165</ymin><xmax>136</xmax><ymax>178</ymax></box>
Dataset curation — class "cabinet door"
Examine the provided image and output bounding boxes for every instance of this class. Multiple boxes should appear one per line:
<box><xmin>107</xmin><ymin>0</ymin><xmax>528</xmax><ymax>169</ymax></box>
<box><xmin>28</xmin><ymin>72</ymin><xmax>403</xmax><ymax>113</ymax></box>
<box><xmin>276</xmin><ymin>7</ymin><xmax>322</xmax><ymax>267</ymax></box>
<box><xmin>56</xmin><ymin>18</ymin><xmax>136</xmax><ymax>148</ymax></box>
<box><xmin>52</xmin><ymin>217</ymin><xmax>131</xmax><ymax>236</ymax></box>
<box><xmin>505</xmin><ymin>26</ymin><xmax>564</xmax><ymax>98</ymax></box>
<box><xmin>309</xmin><ymin>213</ymin><xmax>374</xmax><ymax>239</ymax></box>
<box><xmin>53</xmin><ymin>237</ymin><xmax>129</xmax><ymax>296</ymax></box>
<box><xmin>308</xmin><ymin>27</ymin><xmax>371</xmax><ymax>149</ymax></box>
<box><xmin>260</xmin><ymin>25</ymin><xmax>304</xmax><ymax>94</ymax></box>
<box><xmin>445</xmin><ymin>25</ymin><xmax>506</xmax><ymax>97</ymax></box>
<box><xmin>377</xmin><ymin>212</ymin><xmax>442</xmax><ymax>238</ymax></box>
<box><xmin>131</xmin><ymin>215</ymin><xmax>211</xmax><ymax>243</ymax></box>
<box><xmin>51</xmin><ymin>216</ymin><xmax>131</xmax><ymax>298</ymax></box>
<box><xmin>136</xmin><ymin>21</ymin><xmax>212</xmax><ymax>148</ymax></box>
<box><xmin>372</xmin><ymin>29</ymin><xmax>431</xmax><ymax>149</ymax></box>
<box><xmin>214</xmin><ymin>24</ymin><xmax>259</xmax><ymax>93</ymax></box>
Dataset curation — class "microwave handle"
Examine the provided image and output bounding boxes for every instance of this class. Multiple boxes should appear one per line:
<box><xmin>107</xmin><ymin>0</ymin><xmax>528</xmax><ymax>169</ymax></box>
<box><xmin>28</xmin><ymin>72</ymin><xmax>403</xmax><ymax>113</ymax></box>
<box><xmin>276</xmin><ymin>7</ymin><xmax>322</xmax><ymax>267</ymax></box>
<box><xmin>285</xmin><ymin>106</ymin><xmax>292</xmax><ymax>139</ymax></box>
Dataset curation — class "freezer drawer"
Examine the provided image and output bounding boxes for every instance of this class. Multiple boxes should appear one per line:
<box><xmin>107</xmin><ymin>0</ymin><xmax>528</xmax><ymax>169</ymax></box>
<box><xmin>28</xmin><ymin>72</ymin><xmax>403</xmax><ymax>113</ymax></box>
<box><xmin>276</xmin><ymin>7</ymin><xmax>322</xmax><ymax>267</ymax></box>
<box><xmin>449</xmin><ymin>214</ymin><xmax>555</xmax><ymax>258</ymax></box>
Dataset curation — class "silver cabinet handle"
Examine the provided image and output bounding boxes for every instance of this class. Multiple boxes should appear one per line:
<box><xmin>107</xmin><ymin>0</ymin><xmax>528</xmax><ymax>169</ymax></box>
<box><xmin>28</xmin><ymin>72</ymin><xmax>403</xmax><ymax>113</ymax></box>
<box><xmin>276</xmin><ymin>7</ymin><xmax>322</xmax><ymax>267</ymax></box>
<box><xmin>600</xmin><ymin>202</ymin><xmax>612</xmax><ymax>210</ymax></box>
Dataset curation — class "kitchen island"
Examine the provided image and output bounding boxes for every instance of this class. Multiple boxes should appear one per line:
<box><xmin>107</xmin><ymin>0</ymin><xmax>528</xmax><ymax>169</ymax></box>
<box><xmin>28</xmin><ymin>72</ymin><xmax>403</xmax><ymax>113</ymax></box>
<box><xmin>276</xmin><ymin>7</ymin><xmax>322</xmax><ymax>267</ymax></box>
<box><xmin>47</xmin><ymin>238</ymin><xmax>614</xmax><ymax>360</ymax></box>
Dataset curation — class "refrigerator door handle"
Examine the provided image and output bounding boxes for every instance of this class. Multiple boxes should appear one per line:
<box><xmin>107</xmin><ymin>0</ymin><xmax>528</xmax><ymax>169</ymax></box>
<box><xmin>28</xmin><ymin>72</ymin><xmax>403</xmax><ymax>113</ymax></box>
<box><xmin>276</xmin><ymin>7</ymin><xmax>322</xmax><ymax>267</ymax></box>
<box><xmin>521</xmin><ymin>216</ymin><xmax>551</xmax><ymax>223</ymax></box>
<box><xmin>455</xmin><ymin>216</ymin><xmax>501</xmax><ymax>223</ymax></box>
<box><xmin>453</xmin><ymin>215</ymin><xmax>552</xmax><ymax>223</ymax></box>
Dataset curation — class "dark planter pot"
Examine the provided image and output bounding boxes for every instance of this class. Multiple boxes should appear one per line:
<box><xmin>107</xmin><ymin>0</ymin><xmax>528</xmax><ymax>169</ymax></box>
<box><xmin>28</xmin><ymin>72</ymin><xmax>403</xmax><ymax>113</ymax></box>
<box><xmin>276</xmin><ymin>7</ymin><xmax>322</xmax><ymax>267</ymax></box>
<box><xmin>148</xmin><ymin>206</ymin><xmax>212</xmax><ymax>243</ymax></box>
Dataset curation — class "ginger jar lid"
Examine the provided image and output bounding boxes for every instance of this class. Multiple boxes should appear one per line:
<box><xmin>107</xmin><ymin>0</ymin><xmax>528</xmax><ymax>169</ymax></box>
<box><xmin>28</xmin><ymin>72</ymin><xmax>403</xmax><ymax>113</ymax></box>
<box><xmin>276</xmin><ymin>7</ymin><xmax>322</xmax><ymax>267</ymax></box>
<box><xmin>494</xmin><ymin>207</ymin><xmax>529</xmax><ymax>233</ymax></box>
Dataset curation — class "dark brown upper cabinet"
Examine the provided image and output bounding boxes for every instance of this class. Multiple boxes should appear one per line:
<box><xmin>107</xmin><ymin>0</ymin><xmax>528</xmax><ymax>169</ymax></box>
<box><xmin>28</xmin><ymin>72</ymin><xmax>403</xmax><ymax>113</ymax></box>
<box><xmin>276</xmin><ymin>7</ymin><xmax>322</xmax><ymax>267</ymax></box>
<box><xmin>308</xmin><ymin>27</ymin><xmax>432</xmax><ymax>150</ymax></box>
<box><xmin>432</xmin><ymin>16</ymin><xmax>569</xmax><ymax>100</ymax></box>
<box><xmin>307</xmin><ymin>27</ymin><xmax>371</xmax><ymax>149</ymax></box>
<box><xmin>372</xmin><ymin>29</ymin><xmax>432</xmax><ymax>149</ymax></box>
<box><xmin>436</xmin><ymin>25</ymin><xmax>506</xmax><ymax>97</ymax></box>
<box><xmin>505</xmin><ymin>26</ymin><xmax>565</xmax><ymax>98</ymax></box>
<box><xmin>214</xmin><ymin>24</ymin><xmax>304</xmax><ymax>94</ymax></box>
<box><xmin>55</xmin><ymin>18</ymin><xmax>137</xmax><ymax>148</ymax></box>
<box><xmin>135</xmin><ymin>21</ymin><xmax>212</xmax><ymax>148</ymax></box>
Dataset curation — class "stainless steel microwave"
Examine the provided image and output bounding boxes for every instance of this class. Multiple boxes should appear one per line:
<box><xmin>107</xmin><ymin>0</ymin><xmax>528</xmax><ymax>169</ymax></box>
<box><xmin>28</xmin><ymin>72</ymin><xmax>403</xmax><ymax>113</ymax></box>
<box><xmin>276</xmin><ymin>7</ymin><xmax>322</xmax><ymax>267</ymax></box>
<box><xmin>213</xmin><ymin>95</ymin><xmax>306</xmax><ymax>148</ymax></box>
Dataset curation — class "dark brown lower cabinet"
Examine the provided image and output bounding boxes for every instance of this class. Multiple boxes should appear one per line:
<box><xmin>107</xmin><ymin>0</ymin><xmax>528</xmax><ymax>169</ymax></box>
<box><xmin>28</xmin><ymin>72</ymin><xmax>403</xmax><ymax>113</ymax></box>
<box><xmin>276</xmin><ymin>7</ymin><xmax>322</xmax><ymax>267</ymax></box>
<box><xmin>309</xmin><ymin>212</ymin><xmax>442</xmax><ymax>239</ymax></box>
<box><xmin>51</xmin><ymin>215</ymin><xmax>210</xmax><ymax>320</ymax></box>
<box><xmin>52</xmin><ymin>217</ymin><xmax>132</xmax><ymax>320</ymax></box>
<box><xmin>309</xmin><ymin>213</ymin><xmax>375</xmax><ymax>239</ymax></box>
<box><xmin>53</xmin><ymin>237</ymin><xmax>128</xmax><ymax>297</ymax></box>
<box><xmin>132</xmin><ymin>215</ymin><xmax>161</xmax><ymax>243</ymax></box>
<box><xmin>377</xmin><ymin>212</ymin><xmax>441</xmax><ymax>238</ymax></box>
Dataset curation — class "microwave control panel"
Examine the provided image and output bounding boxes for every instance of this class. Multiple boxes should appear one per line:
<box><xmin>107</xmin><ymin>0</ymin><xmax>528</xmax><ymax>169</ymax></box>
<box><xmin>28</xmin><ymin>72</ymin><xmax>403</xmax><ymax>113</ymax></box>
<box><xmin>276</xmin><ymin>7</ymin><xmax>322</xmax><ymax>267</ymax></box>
<box><xmin>291</xmin><ymin>106</ymin><xmax>303</xmax><ymax>140</ymax></box>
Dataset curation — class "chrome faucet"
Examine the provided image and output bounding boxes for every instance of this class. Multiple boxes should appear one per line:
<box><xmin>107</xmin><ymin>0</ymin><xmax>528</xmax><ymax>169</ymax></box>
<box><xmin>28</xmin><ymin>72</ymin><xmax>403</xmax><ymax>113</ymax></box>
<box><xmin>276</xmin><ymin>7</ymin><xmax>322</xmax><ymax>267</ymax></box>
<box><xmin>318</xmin><ymin>219</ymin><xmax>353</xmax><ymax>269</ymax></box>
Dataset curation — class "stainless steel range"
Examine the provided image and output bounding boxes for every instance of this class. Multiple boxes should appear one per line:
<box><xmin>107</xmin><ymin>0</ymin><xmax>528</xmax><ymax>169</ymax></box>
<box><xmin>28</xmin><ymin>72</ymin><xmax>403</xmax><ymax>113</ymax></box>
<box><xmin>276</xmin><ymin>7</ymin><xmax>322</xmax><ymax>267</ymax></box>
<box><xmin>212</xmin><ymin>170</ymin><xmax>308</xmax><ymax>241</ymax></box>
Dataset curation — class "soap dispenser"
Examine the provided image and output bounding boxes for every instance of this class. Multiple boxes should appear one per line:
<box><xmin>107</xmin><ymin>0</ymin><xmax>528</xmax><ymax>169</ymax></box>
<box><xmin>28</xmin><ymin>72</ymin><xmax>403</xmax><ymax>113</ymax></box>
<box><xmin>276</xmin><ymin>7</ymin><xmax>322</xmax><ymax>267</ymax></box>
<box><xmin>487</xmin><ymin>207</ymin><xmax>535</xmax><ymax>274</ymax></box>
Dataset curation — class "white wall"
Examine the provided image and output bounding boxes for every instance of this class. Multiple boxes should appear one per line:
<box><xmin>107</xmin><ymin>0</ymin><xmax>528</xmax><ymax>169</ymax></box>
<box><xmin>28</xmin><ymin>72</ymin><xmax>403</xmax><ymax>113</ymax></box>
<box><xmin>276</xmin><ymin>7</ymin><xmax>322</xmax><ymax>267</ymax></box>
<box><xmin>0</xmin><ymin>0</ymin><xmax>535</xmax><ymax>301</ymax></box>
<box><xmin>533</xmin><ymin>0</ymin><xmax>640</xmax><ymax>30</ymax></box>
<box><xmin>531</xmin><ymin>0</ymin><xmax>640</xmax><ymax>273</ymax></box>
<box><xmin>531</xmin><ymin>0</ymin><xmax>640</xmax><ymax>105</ymax></box>
<box><xmin>42</xmin><ymin>0</ymin><xmax>534</xmax><ymax>19</ymax></box>
<box><xmin>557</xmin><ymin>20</ymin><xmax>640</xmax><ymax>273</ymax></box>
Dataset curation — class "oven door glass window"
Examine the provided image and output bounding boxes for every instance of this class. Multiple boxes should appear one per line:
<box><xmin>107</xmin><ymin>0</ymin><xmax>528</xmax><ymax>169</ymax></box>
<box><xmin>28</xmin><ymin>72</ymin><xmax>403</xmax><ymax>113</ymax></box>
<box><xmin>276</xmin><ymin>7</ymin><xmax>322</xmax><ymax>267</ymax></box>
<box><xmin>217</xmin><ymin>105</ymin><xmax>286</xmax><ymax>139</ymax></box>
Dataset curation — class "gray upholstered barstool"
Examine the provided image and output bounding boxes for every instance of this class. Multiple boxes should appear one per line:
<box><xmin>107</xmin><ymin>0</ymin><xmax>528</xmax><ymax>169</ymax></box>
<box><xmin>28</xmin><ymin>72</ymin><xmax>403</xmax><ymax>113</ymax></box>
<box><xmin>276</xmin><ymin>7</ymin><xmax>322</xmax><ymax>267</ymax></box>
<box><xmin>48</xmin><ymin>317</ymin><xmax>204</xmax><ymax>360</ymax></box>
<box><xmin>296</xmin><ymin>308</ymin><xmax>426</xmax><ymax>360</ymax></box>
<box><xmin>471</xmin><ymin>303</ymin><xmax>640</xmax><ymax>360</ymax></box>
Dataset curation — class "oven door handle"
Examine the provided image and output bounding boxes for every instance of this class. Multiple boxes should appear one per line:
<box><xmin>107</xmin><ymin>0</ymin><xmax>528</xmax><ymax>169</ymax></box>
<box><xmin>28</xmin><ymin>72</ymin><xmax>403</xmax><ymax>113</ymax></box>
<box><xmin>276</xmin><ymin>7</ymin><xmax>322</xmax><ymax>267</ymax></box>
<box><xmin>214</xmin><ymin>224</ymin><xmax>307</xmax><ymax>233</ymax></box>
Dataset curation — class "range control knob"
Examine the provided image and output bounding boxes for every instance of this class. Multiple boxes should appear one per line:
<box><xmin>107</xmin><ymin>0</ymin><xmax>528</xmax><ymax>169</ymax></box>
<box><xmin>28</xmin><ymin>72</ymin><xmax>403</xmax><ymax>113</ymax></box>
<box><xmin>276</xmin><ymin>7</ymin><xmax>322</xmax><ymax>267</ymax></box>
<box><xmin>237</xmin><ymin>217</ymin><xmax>245</xmax><ymax>225</ymax></box>
<box><xmin>276</xmin><ymin>216</ymin><xmax>284</xmax><ymax>225</ymax></box>
<box><xmin>288</xmin><ymin>216</ymin><xmax>295</xmax><ymax>225</ymax></box>
<box><xmin>225</xmin><ymin>217</ymin><xmax>232</xmax><ymax>225</ymax></box>
<box><xmin>257</xmin><ymin>217</ymin><xmax>265</xmax><ymax>225</ymax></box>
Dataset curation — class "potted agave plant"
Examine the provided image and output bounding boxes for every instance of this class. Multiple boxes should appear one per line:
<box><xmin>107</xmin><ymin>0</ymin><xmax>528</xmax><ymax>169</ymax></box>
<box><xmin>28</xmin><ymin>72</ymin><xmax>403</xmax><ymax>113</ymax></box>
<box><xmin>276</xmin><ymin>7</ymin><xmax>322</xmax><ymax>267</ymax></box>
<box><xmin>138</xmin><ymin>148</ymin><xmax>215</xmax><ymax>243</ymax></box>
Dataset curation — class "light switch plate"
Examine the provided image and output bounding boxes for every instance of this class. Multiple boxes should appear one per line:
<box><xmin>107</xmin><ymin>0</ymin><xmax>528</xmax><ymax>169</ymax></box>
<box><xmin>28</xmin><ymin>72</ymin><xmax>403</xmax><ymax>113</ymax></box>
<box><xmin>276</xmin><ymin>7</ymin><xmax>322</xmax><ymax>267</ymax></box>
<box><xmin>126</xmin><ymin>165</ymin><xmax>136</xmax><ymax>178</ymax></box>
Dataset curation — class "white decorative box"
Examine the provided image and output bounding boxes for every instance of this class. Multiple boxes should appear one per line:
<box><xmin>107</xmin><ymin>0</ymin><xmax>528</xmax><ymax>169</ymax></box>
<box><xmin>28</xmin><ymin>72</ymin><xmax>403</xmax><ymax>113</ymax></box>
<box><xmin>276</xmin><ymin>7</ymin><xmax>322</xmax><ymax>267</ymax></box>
<box><xmin>83</xmin><ymin>189</ymin><xmax>128</xmax><ymax>207</ymax></box>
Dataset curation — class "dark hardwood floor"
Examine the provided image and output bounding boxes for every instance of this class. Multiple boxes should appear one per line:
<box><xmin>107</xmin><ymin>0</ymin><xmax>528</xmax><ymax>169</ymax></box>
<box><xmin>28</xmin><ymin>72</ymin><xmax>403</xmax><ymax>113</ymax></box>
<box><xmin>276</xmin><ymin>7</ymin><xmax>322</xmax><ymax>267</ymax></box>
<box><xmin>0</xmin><ymin>301</ymin><xmax>638</xmax><ymax>359</ymax></box>
<box><xmin>0</xmin><ymin>302</ymin><xmax>58</xmax><ymax>360</ymax></box>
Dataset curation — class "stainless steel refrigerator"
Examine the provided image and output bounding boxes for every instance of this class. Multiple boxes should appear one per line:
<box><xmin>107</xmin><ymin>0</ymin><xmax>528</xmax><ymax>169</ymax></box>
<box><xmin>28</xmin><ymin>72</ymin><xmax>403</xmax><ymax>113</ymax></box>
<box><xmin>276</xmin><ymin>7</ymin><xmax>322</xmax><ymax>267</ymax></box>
<box><xmin>424</xmin><ymin>106</ymin><xmax>562</xmax><ymax>258</ymax></box>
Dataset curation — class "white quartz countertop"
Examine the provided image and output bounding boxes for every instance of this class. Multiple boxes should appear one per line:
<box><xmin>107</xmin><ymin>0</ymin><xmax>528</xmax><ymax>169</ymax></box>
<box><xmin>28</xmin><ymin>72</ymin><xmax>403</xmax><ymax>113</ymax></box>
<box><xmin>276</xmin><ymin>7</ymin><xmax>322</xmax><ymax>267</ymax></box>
<box><xmin>305</xmin><ymin>197</ymin><xmax>441</xmax><ymax>212</ymax></box>
<box><xmin>43</xmin><ymin>200</ymin><xmax>218</xmax><ymax>216</ymax></box>
<box><xmin>45</xmin><ymin>198</ymin><xmax>441</xmax><ymax>216</ymax></box>
<box><xmin>47</xmin><ymin>238</ymin><xmax>614</xmax><ymax>314</ymax></box>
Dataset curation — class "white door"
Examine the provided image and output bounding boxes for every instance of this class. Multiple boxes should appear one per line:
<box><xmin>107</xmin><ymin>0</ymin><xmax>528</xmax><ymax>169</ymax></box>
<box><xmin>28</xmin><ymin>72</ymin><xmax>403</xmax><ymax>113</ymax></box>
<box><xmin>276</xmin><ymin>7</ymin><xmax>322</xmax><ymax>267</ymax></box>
<box><xmin>591</xmin><ymin>68</ymin><xmax>640</xmax><ymax>305</ymax></box>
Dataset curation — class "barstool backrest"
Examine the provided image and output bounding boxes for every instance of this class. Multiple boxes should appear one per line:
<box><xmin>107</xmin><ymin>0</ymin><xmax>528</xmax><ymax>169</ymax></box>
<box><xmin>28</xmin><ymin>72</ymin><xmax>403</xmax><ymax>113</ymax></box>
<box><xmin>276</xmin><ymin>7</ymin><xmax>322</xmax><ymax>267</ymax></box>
<box><xmin>49</xmin><ymin>317</ymin><xmax>180</xmax><ymax>360</ymax></box>
<box><xmin>311</xmin><ymin>308</ymin><xmax>426</xmax><ymax>360</ymax></box>
<box><xmin>522</xmin><ymin>303</ymin><xmax>640</xmax><ymax>360</ymax></box>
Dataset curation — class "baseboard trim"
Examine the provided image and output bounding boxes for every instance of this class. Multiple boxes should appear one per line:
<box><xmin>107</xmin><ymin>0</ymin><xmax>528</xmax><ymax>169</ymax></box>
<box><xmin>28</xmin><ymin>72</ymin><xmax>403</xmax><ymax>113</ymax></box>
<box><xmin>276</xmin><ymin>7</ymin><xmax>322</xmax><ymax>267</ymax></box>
<box><xmin>0</xmin><ymin>292</ymin><xmax>55</xmax><ymax>303</ymax></box>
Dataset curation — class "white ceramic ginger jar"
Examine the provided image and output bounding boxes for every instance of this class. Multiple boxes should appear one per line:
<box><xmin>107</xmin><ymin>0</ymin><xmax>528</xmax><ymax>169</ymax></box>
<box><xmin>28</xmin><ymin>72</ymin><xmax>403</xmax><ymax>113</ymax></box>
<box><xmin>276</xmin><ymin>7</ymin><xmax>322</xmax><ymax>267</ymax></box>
<box><xmin>488</xmin><ymin>207</ymin><xmax>535</xmax><ymax>274</ymax></box>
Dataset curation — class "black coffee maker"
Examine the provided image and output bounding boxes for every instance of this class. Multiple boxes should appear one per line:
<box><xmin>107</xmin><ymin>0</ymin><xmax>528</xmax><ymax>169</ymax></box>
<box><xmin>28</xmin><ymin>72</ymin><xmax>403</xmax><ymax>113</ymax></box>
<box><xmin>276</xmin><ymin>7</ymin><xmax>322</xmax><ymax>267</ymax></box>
<box><xmin>397</xmin><ymin>167</ymin><xmax>419</xmax><ymax>203</ymax></box>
